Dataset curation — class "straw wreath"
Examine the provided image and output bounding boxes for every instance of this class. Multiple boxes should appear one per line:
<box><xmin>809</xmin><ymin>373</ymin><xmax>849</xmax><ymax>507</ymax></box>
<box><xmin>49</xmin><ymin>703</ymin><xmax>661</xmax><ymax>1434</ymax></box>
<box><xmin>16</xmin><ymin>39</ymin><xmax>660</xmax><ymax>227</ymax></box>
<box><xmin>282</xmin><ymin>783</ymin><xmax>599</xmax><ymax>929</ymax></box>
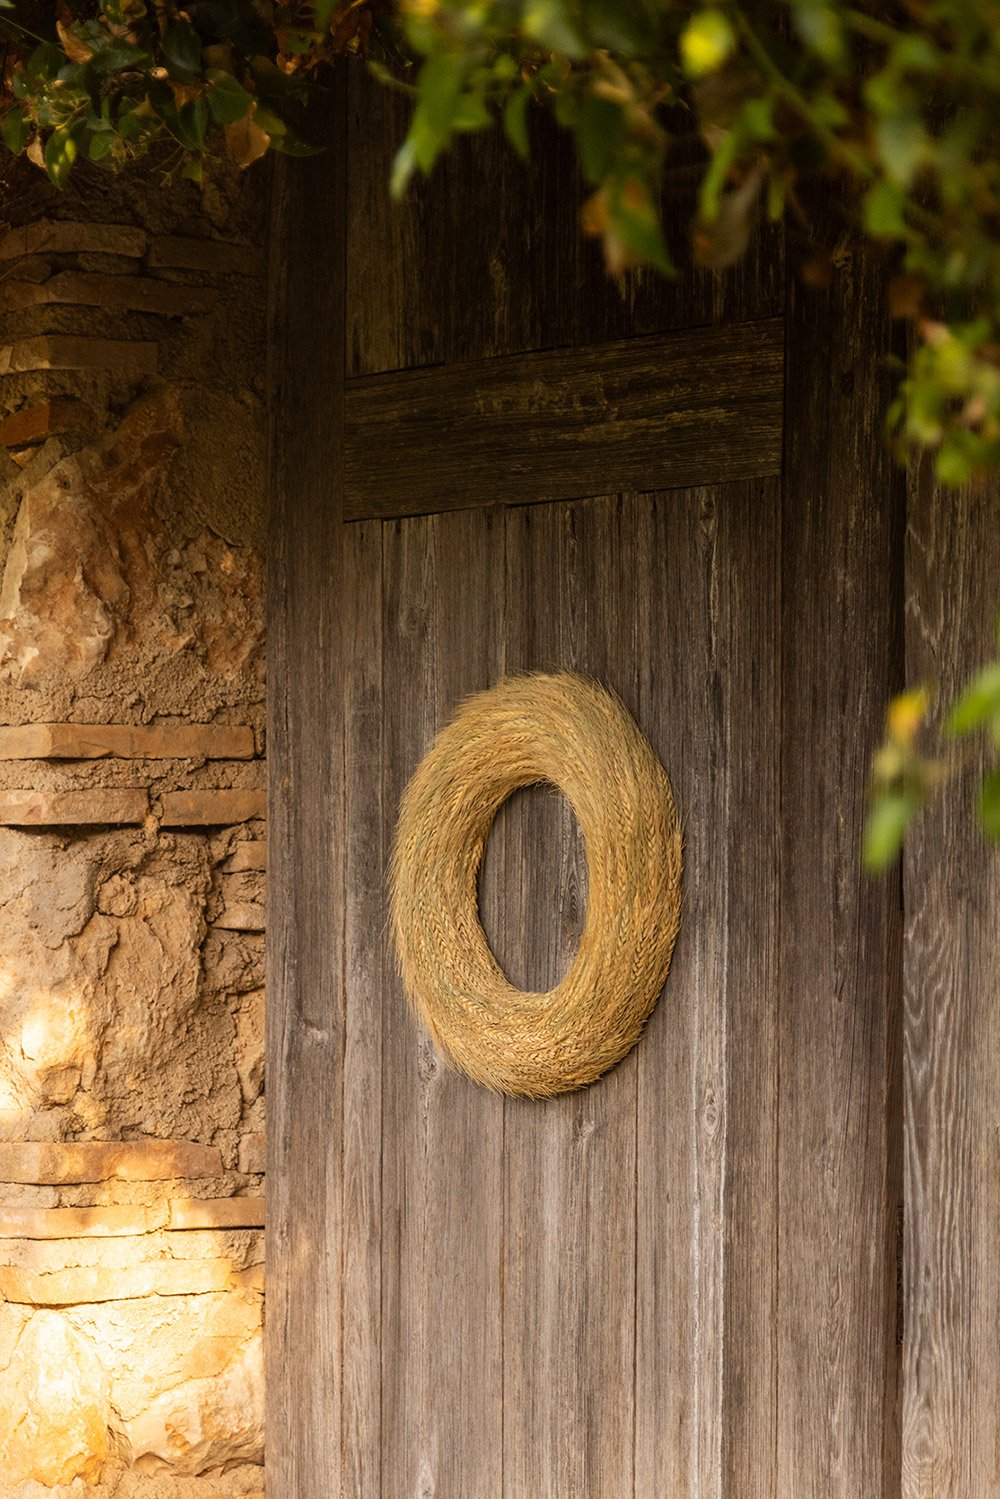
<box><xmin>390</xmin><ymin>672</ymin><xmax>682</xmax><ymax>1098</ymax></box>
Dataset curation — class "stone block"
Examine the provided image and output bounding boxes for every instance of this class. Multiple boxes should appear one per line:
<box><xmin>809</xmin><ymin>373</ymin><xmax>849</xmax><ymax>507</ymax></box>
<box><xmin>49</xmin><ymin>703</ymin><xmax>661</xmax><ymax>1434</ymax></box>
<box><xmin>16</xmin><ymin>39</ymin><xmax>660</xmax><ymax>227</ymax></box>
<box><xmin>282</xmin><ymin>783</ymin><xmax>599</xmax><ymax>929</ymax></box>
<box><xmin>0</xmin><ymin>1139</ymin><xmax>223</xmax><ymax>1184</ymax></box>
<box><xmin>123</xmin><ymin>1329</ymin><xmax>263</xmax><ymax>1475</ymax></box>
<box><xmin>237</xmin><ymin>1134</ymin><xmax>265</xmax><ymax>1175</ymax></box>
<box><xmin>0</xmin><ymin>335</ymin><xmax>158</xmax><ymax>377</ymax></box>
<box><xmin>0</xmin><ymin>1227</ymin><xmax>262</xmax><ymax>1273</ymax></box>
<box><xmin>0</xmin><ymin>789</ymin><xmax>148</xmax><ymax>825</ymax></box>
<box><xmin>0</xmin><ymin>1204</ymin><xmax>161</xmax><ymax>1238</ymax></box>
<box><xmin>0</xmin><ymin>218</ymin><xmax>146</xmax><ymax>261</ymax></box>
<box><xmin>0</xmin><ymin>722</ymin><xmax>255</xmax><ymax>760</ymax></box>
<box><xmin>148</xmin><ymin>235</ymin><xmax>260</xmax><ymax>274</ymax></box>
<box><xmin>214</xmin><ymin>903</ymin><xmax>265</xmax><ymax>932</ymax></box>
<box><xmin>0</xmin><ymin>1257</ymin><xmax>233</xmax><ymax>1304</ymax></box>
<box><xmin>167</xmin><ymin>1197</ymin><xmax>264</xmax><ymax>1231</ymax></box>
<box><xmin>224</xmin><ymin>839</ymin><xmax>266</xmax><ymax>871</ymax></box>
<box><xmin>0</xmin><ymin>400</ymin><xmax>94</xmax><ymax>449</ymax></box>
<box><xmin>0</xmin><ymin>271</ymin><xmax>219</xmax><ymax>317</ymax></box>
<box><xmin>0</xmin><ymin>1310</ymin><xmax>110</xmax><ymax>1485</ymax></box>
<box><xmin>161</xmin><ymin>789</ymin><xmax>265</xmax><ymax>827</ymax></box>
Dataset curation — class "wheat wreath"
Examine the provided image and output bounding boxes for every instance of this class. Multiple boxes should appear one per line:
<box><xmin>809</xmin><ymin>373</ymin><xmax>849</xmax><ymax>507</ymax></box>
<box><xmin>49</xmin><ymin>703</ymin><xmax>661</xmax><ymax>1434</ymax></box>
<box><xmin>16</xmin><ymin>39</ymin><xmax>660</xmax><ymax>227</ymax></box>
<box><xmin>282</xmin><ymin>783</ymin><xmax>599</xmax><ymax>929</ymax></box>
<box><xmin>390</xmin><ymin>672</ymin><xmax>682</xmax><ymax>1098</ymax></box>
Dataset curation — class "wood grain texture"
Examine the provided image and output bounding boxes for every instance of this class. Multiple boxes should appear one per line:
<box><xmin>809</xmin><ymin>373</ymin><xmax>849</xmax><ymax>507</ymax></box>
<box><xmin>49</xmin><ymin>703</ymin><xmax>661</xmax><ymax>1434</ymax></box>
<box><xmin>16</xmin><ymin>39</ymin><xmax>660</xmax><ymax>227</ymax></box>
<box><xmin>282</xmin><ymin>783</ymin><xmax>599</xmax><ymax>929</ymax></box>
<box><xmin>345</xmin><ymin>318</ymin><xmax>783</xmax><ymax>521</ymax></box>
<box><xmin>779</xmin><ymin>231</ymin><xmax>904</xmax><ymax>1498</ymax></box>
<box><xmin>633</xmin><ymin>479</ymin><xmax>781</xmax><ymax>1499</ymax></box>
<box><xmin>265</xmin><ymin>80</ymin><xmax>347</xmax><ymax>1498</ymax></box>
<box><xmin>500</xmin><ymin>494</ymin><xmax>638</xmax><ymax>1498</ymax></box>
<box><xmin>380</xmin><ymin>508</ymin><xmax>506</xmax><ymax>1497</ymax></box>
<box><xmin>342</xmin><ymin>520</ymin><xmax>384</xmax><ymax>1497</ymax></box>
<box><xmin>344</xmin><ymin>62</ymin><xmax>783</xmax><ymax>377</ymax></box>
<box><xmin>902</xmin><ymin>466</ymin><xmax>1000</xmax><ymax>1498</ymax></box>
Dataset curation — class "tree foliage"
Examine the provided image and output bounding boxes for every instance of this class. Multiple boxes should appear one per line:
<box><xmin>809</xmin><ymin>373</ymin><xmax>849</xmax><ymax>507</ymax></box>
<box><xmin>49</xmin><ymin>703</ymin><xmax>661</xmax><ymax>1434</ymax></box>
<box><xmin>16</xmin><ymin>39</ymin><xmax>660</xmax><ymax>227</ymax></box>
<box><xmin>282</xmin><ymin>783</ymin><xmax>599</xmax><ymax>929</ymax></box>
<box><xmin>2</xmin><ymin>0</ymin><xmax>999</xmax><ymax>865</ymax></box>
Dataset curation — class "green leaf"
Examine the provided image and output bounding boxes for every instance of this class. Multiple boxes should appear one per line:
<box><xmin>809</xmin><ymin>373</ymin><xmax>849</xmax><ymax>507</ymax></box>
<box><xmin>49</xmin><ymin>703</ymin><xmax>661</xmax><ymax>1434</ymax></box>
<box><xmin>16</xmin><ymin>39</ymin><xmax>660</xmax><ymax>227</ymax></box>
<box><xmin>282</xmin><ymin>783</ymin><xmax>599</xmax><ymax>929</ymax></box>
<box><xmin>876</xmin><ymin>114</ymin><xmax>927</xmax><ymax>188</ymax></box>
<box><xmin>793</xmin><ymin>2</ymin><xmax>844</xmax><ymax>65</ymax></box>
<box><xmin>451</xmin><ymin>93</ymin><xmax>490</xmax><ymax>133</ymax></box>
<box><xmin>314</xmin><ymin>0</ymin><xmax>338</xmax><ymax>27</ymax></box>
<box><xmin>207</xmin><ymin>68</ymin><xmax>254</xmax><ymax>125</ymax></box>
<box><xmin>162</xmin><ymin>19</ymin><xmax>203</xmax><ymax>81</ymax></box>
<box><xmin>1</xmin><ymin>106</ymin><xmax>30</xmax><ymax>156</ymax></box>
<box><xmin>680</xmin><ymin>10</ymin><xmax>735</xmax><ymax>78</ymax></box>
<box><xmin>863</xmin><ymin>789</ymin><xmax>919</xmax><ymax>872</ymax></box>
<box><xmin>522</xmin><ymin>0</ymin><xmax>586</xmax><ymax>60</ymax></box>
<box><xmin>945</xmin><ymin>663</ymin><xmax>1000</xmax><ymax>737</ymax></box>
<box><xmin>391</xmin><ymin>136</ymin><xmax>417</xmax><ymax>197</ymax></box>
<box><xmin>863</xmin><ymin>180</ymin><xmax>908</xmax><ymax>239</ymax></box>
<box><xmin>608</xmin><ymin>175</ymin><xmax>673</xmax><ymax>274</ymax></box>
<box><xmin>575</xmin><ymin>96</ymin><xmax>621</xmax><ymax>184</ymax></box>
<box><xmin>178</xmin><ymin>96</ymin><xmax>209</xmax><ymax>150</ymax></box>
<box><xmin>87</xmin><ymin>130</ymin><xmax>116</xmax><ymax>162</ymax></box>
<box><xmin>504</xmin><ymin>85</ymin><xmax>532</xmax><ymax>161</ymax></box>
<box><xmin>44</xmin><ymin>127</ymin><xmax>79</xmax><ymax>189</ymax></box>
<box><xmin>980</xmin><ymin>766</ymin><xmax>1000</xmax><ymax>840</ymax></box>
<box><xmin>26</xmin><ymin>43</ymin><xmax>65</xmax><ymax>81</ymax></box>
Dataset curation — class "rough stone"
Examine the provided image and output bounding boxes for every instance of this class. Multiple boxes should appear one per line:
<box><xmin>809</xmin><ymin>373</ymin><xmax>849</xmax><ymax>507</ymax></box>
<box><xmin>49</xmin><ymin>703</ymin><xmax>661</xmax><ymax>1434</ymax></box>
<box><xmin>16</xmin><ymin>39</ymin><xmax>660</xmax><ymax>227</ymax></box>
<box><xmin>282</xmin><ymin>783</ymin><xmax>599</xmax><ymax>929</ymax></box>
<box><xmin>0</xmin><ymin>1204</ymin><xmax>162</xmax><ymax>1238</ymax></box>
<box><xmin>0</xmin><ymin>1257</ymin><xmax>235</xmax><ymax>1304</ymax></box>
<box><xmin>0</xmin><ymin>219</ymin><xmax>146</xmax><ymax>261</ymax></box>
<box><xmin>237</xmin><ymin>1134</ymin><xmax>264</xmax><ymax>1175</ymax></box>
<box><xmin>0</xmin><ymin>388</ymin><xmax>184</xmax><ymax>686</ymax></box>
<box><xmin>0</xmin><ymin>272</ymin><xmax>219</xmax><ymax>318</ymax></box>
<box><xmin>126</xmin><ymin>1330</ymin><xmax>263</xmax><ymax>1475</ymax></box>
<box><xmin>0</xmin><ymin>1227</ymin><xmax>262</xmax><ymax>1272</ymax></box>
<box><xmin>214</xmin><ymin>903</ymin><xmax>265</xmax><ymax>932</ymax></box>
<box><xmin>0</xmin><ymin>1139</ymin><xmax>224</xmax><ymax>1184</ymax></box>
<box><xmin>223</xmin><ymin>840</ymin><xmax>266</xmax><ymax>871</ymax></box>
<box><xmin>0</xmin><ymin>401</ymin><xmax>94</xmax><ymax>449</ymax></box>
<box><xmin>167</xmin><ymin>1197</ymin><xmax>264</xmax><ymax>1231</ymax></box>
<box><xmin>160</xmin><ymin>790</ymin><xmax>265</xmax><ymax>827</ymax></box>
<box><xmin>0</xmin><ymin>789</ymin><xmax>149</xmax><ymax>825</ymax></box>
<box><xmin>0</xmin><ymin>1311</ymin><xmax>110</xmax><ymax>1485</ymax></box>
<box><xmin>0</xmin><ymin>722</ymin><xmax>255</xmax><ymax>760</ymax></box>
<box><xmin>0</xmin><ymin>335</ymin><xmax>158</xmax><ymax>377</ymax></box>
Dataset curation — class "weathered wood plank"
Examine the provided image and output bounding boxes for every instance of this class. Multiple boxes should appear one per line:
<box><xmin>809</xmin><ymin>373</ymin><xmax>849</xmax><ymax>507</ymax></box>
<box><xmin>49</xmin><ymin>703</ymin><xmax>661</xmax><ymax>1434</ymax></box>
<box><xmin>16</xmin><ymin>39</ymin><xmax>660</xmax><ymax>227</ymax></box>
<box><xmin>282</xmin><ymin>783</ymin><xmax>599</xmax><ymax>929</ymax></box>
<box><xmin>633</xmin><ymin>478</ymin><xmax>780</xmax><ymax>1498</ymax></box>
<box><xmin>778</xmin><ymin>233</ymin><xmax>904</xmax><ymax>1497</ymax></box>
<box><xmin>342</xmin><ymin>519</ymin><xmax>385</xmax><ymax>1498</ymax></box>
<box><xmin>381</xmin><ymin>508</ymin><xmax>505</xmax><ymax>1498</ymax></box>
<box><xmin>266</xmin><ymin>80</ymin><xmax>347</xmax><ymax>1498</ymax></box>
<box><xmin>902</xmin><ymin>466</ymin><xmax>1000</xmax><ymax>1498</ymax></box>
<box><xmin>344</xmin><ymin>62</ymin><xmax>782</xmax><ymax>377</ymax></box>
<box><xmin>501</xmin><ymin>493</ymin><xmax>637</xmax><ymax>1498</ymax></box>
<box><xmin>344</xmin><ymin>318</ymin><xmax>783</xmax><ymax>521</ymax></box>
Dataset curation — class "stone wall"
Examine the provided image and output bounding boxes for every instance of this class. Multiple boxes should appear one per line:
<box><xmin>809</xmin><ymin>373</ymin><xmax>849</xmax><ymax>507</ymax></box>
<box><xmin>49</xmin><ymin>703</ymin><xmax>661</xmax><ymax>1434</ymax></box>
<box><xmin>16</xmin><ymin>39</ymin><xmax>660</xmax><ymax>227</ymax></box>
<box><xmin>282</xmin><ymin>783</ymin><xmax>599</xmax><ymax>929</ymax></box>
<box><xmin>0</xmin><ymin>154</ymin><xmax>266</xmax><ymax>1494</ymax></box>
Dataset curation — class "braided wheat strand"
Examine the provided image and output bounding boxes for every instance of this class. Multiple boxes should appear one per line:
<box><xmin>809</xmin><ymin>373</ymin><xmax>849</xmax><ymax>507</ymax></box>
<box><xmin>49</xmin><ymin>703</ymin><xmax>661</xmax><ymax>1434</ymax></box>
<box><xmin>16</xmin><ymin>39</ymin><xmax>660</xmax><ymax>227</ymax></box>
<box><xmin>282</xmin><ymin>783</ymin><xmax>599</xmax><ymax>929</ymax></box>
<box><xmin>390</xmin><ymin>672</ymin><xmax>682</xmax><ymax>1098</ymax></box>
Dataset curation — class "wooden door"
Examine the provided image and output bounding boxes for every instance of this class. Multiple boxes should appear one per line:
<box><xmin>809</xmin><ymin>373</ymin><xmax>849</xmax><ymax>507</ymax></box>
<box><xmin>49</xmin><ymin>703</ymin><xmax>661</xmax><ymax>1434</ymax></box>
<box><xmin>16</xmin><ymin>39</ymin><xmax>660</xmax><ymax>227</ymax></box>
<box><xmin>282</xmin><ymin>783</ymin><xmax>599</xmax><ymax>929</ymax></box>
<box><xmin>265</xmin><ymin>65</ymin><xmax>969</xmax><ymax>1498</ymax></box>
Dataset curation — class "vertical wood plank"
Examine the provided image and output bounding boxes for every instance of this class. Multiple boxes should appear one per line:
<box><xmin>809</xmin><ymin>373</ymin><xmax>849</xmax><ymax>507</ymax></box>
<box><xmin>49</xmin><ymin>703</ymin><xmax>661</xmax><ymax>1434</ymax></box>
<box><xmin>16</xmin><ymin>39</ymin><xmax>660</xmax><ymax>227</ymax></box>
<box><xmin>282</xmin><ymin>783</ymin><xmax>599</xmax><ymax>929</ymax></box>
<box><xmin>266</xmin><ymin>80</ymin><xmax>347</xmax><ymax>1498</ymax></box>
<box><xmin>633</xmin><ymin>479</ymin><xmax>780</xmax><ymax>1499</ymax></box>
<box><xmin>343</xmin><ymin>520</ymin><xmax>384</xmax><ymax>1496</ymax></box>
<box><xmin>381</xmin><ymin>507</ymin><xmax>506</xmax><ymax>1498</ymax></box>
<box><xmin>779</xmin><ymin>232</ymin><xmax>904</xmax><ymax>1498</ymax></box>
<box><xmin>501</xmin><ymin>494</ymin><xmax>637</xmax><ymax>1499</ymax></box>
<box><xmin>902</xmin><ymin>468</ymin><xmax>1000</xmax><ymax>1498</ymax></box>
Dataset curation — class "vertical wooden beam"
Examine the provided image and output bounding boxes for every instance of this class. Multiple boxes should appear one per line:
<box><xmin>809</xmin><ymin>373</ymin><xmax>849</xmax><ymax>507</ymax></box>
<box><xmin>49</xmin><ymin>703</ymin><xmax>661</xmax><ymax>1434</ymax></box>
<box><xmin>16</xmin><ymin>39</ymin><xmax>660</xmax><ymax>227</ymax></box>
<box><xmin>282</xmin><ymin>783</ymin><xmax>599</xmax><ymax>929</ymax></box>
<box><xmin>902</xmin><ymin>468</ymin><xmax>1000</xmax><ymax>1497</ymax></box>
<box><xmin>342</xmin><ymin>520</ymin><xmax>385</xmax><ymax>1496</ymax></box>
<box><xmin>380</xmin><ymin>508</ymin><xmax>506</xmax><ymax>1498</ymax></box>
<box><xmin>266</xmin><ymin>76</ymin><xmax>347</xmax><ymax>1497</ymax></box>
<box><xmin>502</xmin><ymin>494</ymin><xmax>638</xmax><ymax>1499</ymax></box>
<box><xmin>779</xmin><ymin>230</ymin><xmax>904</xmax><ymax>1497</ymax></box>
<box><xmin>632</xmin><ymin>479</ymin><xmax>781</xmax><ymax>1499</ymax></box>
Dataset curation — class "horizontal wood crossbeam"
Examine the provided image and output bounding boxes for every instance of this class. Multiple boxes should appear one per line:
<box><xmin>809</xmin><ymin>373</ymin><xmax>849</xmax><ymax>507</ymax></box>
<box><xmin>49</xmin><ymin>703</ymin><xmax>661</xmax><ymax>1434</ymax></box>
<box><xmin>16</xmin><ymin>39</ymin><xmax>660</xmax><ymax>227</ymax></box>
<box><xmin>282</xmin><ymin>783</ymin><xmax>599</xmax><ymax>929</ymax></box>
<box><xmin>344</xmin><ymin>317</ymin><xmax>783</xmax><ymax>521</ymax></box>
